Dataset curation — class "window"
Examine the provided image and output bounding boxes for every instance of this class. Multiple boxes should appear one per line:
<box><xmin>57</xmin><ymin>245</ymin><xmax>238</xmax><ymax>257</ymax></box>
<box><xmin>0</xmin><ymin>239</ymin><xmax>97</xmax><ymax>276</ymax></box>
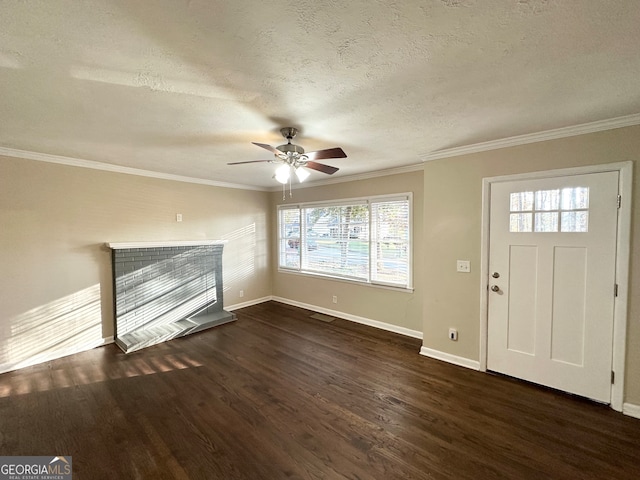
<box><xmin>509</xmin><ymin>187</ymin><xmax>589</xmax><ymax>233</ymax></box>
<box><xmin>278</xmin><ymin>194</ymin><xmax>412</xmax><ymax>289</ymax></box>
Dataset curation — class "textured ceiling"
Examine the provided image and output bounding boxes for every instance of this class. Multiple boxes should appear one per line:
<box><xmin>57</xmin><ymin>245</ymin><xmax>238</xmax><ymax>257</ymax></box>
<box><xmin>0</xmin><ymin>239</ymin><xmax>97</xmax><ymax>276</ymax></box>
<box><xmin>1</xmin><ymin>1</ymin><xmax>639</xmax><ymax>188</ymax></box>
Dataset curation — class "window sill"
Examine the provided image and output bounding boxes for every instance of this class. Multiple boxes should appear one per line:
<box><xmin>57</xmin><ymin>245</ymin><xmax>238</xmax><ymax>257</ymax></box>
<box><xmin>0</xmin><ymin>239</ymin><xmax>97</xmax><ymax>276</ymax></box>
<box><xmin>277</xmin><ymin>268</ymin><xmax>414</xmax><ymax>293</ymax></box>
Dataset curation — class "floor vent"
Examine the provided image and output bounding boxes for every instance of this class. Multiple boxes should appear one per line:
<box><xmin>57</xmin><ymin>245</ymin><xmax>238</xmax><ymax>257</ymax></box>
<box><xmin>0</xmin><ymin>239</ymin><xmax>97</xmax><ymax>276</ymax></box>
<box><xmin>310</xmin><ymin>313</ymin><xmax>335</xmax><ymax>323</ymax></box>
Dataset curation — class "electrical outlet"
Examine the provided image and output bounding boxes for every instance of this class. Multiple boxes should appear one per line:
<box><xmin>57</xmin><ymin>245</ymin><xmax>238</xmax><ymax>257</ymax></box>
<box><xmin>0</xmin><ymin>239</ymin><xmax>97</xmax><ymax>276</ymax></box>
<box><xmin>176</xmin><ymin>213</ymin><xmax>183</xmax><ymax>222</ymax></box>
<box><xmin>456</xmin><ymin>260</ymin><xmax>470</xmax><ymax>273</ymax></box>
<box><xmin>332</xmin><ymin>295</ymin><xmax>338</xmax><ymax>304</ymax></box>
<box><xmin>239</xmin><ymin>290</ymin><xmax>244</xmax><ymax>298</ymax></box>
<box><xmin>449</xmin><ymin>328</ymin><xmax>458</xmax><ymax>341</ymax></box>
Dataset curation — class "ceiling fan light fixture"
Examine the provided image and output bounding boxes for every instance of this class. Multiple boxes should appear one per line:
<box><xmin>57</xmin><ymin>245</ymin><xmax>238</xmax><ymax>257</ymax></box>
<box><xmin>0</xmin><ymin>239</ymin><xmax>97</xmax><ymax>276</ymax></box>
<box><xmin>275</xmin><ymin>163</ymin><xmax>290</xmax><ymax>184</ymax></box>
<box><xmin>295</xmin><ymin>166</ymin><xmax>310</xmax><ymax>183</ymax></box>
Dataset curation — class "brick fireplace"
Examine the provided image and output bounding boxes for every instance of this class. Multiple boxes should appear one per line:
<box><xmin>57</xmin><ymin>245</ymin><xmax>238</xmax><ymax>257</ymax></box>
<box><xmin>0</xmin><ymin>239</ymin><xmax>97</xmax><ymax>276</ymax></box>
<box><xmin>107</xmin><ymin>241</ymin><xmax>236</xmax><ymax>353</ymax></box>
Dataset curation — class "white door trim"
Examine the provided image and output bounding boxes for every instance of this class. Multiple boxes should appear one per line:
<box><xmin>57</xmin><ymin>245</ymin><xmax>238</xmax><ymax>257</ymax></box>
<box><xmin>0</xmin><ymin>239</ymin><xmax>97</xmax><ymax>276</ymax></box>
<box><xmin>479</xmin><ymin>161</ymin><xmax>632</xmax><ymax>412</ymax></box>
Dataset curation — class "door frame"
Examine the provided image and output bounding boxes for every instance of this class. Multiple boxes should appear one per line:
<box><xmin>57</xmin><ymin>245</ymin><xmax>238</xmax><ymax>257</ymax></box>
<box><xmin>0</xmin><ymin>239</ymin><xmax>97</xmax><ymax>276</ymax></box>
<box><xmin>479</xmin><ymin>161</ymin><xmax>632</xmax><ymax>412</ymax></box>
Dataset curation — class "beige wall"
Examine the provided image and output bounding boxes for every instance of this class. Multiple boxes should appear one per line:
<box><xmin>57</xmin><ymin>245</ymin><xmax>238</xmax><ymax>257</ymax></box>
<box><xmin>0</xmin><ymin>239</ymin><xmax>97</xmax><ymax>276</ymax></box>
<box><xmin>422</xmin><ymin>125</ymin><xmax>640</xmax><ymax>405</ymax></box>
<box><xmin>271</xmin><ymin>170</ymin><xmax>424</xmax><ymax>334</ymax></box>
<box><xmin>0</xmin><ymin>156</ymin><xmax>271</xmax><ymax>373</ymax></box>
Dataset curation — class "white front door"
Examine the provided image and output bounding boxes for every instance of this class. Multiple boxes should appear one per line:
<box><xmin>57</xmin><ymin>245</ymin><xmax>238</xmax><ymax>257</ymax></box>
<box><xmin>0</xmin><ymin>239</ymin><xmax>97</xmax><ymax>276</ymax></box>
<box><xmin>487</xmin><ymin>171</ymin><xmax>619</xmax><ymax>403</ymax></box>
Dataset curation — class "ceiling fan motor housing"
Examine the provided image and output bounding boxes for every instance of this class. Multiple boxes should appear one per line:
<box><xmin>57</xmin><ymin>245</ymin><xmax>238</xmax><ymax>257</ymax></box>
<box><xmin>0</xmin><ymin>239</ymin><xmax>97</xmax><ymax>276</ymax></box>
<box><xmin>276</xmin><ymin>143</ymin><xmax>305</xmax><ymax>155</ymax></box>
<box><xmin>277</xmin><ymin>127</ymin><xmax>305</xmax><ymax>157</ymax></box>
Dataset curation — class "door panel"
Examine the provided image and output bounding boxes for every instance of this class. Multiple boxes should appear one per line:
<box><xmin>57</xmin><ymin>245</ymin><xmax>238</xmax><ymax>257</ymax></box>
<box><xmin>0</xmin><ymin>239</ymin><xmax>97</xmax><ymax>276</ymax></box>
<box><xmin>507</xmin><ymin>245</ymin><xmax>537</xmax><ymax>355</ymax></box>
<box><xmin>551</xmin><ymin>246</ymin><xmax>586</xmax><ymax>366</ymax></box>
<box><xmin>487</xmin><ymin>171</ymin><xmax>619</xmax><ymax>403</ymax></box>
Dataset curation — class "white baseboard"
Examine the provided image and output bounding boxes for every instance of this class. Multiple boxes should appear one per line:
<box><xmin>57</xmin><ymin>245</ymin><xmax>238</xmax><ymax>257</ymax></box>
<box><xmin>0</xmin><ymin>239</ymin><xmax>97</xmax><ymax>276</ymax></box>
<box><xmin>225</xmin><ymin>296</ymin><xmax>273</xmax><ymax>312</ymax></box>
<box><xmin>623</xmin><ymin>402</ymin><xmax>640</xmax><ymax>420</ymax></box>
<box><xmin>419</xmin><ymin>346</ymin><xmax>480</xmax><ymax>371</ymax></box>
<box><xmin>272</xmin><ymin>296</ymin><xmax>423</xmax><ymax>339</ymax></box>
<box><xmin>0</xmin><ymin>336</ymin><xmax>114</xmax><ymax>376</ymax></box>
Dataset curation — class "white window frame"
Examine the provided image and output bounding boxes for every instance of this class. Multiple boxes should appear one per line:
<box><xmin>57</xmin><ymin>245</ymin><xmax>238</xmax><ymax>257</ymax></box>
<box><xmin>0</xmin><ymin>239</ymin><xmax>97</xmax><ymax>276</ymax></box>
<box><xmin>277</xmin><ymin>193</ymin><xmax>413</xmax><ymax>291</ymax></box>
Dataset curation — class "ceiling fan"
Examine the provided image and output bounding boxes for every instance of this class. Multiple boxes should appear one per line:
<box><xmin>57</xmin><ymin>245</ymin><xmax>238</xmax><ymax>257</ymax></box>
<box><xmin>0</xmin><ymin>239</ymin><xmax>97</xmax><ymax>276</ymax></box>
<box><xmin>227</xmin><ymin>127</ymin><xmax>347</xmax><ymax>185</ymax></box>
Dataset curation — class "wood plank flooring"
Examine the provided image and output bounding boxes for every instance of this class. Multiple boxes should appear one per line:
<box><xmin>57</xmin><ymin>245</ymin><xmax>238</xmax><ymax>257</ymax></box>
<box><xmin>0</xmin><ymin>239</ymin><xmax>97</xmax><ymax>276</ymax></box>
<box><xmin>0</xmin><ymin>301</ymin><xmax>638</xmax><ymax>479</ymax></box>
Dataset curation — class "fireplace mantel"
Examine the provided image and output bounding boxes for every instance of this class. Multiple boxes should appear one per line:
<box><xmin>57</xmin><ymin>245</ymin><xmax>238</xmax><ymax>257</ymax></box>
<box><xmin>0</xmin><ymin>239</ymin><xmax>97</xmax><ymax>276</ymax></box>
<box><xmin>106</xmin><ymin>240</ymin><xmax>227</xmax><ymax>249</ymax></box>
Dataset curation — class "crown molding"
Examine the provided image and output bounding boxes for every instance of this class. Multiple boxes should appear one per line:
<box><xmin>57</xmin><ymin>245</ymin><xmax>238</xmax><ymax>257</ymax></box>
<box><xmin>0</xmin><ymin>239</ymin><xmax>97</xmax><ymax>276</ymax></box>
<box><xmin>0</xmin><ymin>146</ymin><xmax>269</xmax><ymax>191</ymax></box>
<box><xmin>0</xmin><ymin>144</ymin><xmax>422</xmax><ymax>192</ymax></box>
<box><xmin>267</xmin><ymin>163</ymin><xmax>424</xmax><ymax>192</ymax></box>
<box><xmin>7</xmin><ymin>113</ymin><xmax>637</xmax><ymax>190</ymax></box>
<box><xmin>420</xmin><ymin>113</ymin><xmax>640</xmax><ymax>162</ymax></box>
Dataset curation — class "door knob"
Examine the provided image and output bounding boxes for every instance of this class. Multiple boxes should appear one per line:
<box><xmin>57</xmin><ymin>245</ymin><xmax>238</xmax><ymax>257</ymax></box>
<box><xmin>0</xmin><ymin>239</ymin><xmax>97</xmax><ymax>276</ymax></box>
<box><xmin>491</xmin><ymin>285</ymin><xmax>500</xmax><ymax>292</ymax></box>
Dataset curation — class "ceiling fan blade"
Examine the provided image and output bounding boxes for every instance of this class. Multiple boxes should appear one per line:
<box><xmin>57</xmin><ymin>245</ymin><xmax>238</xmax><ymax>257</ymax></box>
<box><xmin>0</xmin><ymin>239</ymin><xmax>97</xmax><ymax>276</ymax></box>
<box><xmin>304</xmin><ymin>147</ymin><xmax>347</xmax><ymax>161</ymax></box>
<box><xmin>305</xmin><ymin>161</ymin><xmax>339</xmax><ymax>175</ymax></box>
<box><xmin>252</xmin><ymin>142</ymin><xmax>282</xmax><ymax>156</ymax></box>
<box><xmin>227</xmin><ymin>159</ymin><xmax>274</xmax><ymax>165</ymax></box>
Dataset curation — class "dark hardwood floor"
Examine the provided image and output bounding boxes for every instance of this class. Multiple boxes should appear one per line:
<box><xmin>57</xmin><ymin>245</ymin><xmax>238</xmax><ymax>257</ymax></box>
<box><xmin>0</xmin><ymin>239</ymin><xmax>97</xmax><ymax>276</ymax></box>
<box><xmin>0</xmin><ymin>301</ymin><xmax>638</xmax><ymax>479</ymax></box>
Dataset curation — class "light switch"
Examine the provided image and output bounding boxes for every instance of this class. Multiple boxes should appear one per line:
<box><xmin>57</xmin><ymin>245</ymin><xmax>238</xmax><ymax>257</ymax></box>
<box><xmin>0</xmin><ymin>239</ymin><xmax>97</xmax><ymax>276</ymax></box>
<box><xmin>456</xmin><ymin>260</ymin><xmax>470</xmax><ymax>273</ymax></box>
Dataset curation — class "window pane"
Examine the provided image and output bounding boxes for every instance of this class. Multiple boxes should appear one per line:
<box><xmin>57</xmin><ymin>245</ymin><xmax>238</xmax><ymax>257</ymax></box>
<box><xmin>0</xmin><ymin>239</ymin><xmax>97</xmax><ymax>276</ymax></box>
<box><xmin>535</xmin><ymin>189</ymin><xmax>560</xmax><ymax>211</ymax></box>
<box><xmin>561</xmin><ymin>211</ymin><xmax>589</xmax><ymax>232</ymax></box>
<box><xmin>279</xmin><ymin>208</ymin><xmax>300</xmax><ymax>269</ymax></box>
<box><xmin>371</xmin><ymin>200</ymin><xmax>409</xmax><ymax>285</ymax></box>
<box><xmin>510</xmin><ymin>191</ymin><xmax>534</xmax><ymax>212</ymax></box>
<box><xmin>561</xmin><ymin>187</ymin><xmax>589</xmax><ymax>210</ymax></box>
<box><xmin>534</xmin><ymin>212</ymin><xmax>559</xmax><ymax>232</ymax></box>
<box><xmin>510</xmin><ymin>213</ymin><xmax>532</xmax><ymax>232</ymax></box>
<box><xmin>303</xmin><ymin>204</ymin><xmax>369</xmax><ymax>280</ymax></box>
<box><xmin>508</xmin><ymin>187</ymin><xmax>589</xmax><ymax>235</ymax></box>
